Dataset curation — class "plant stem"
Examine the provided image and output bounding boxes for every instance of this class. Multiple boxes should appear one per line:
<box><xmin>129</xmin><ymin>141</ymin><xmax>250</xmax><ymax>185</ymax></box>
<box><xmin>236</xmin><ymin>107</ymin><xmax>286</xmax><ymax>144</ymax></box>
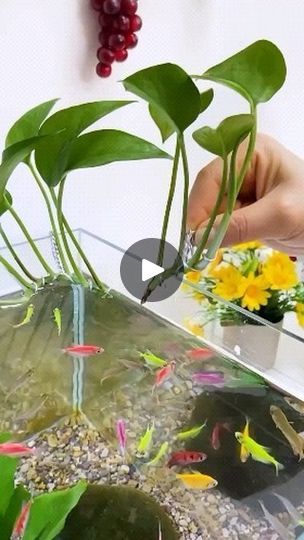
<box><xmin>0</xmin><ymin>255</ymin><xmax>34</xmax><ymax>289</ymax></box>
<box><xmin>8</xmin><ymin>206</ymin><xmax>55</xmax><ymax>276</ymax></box>
<box><xmin>157</xmin><ymin>141</ymin><xmax>180</xmax><ymax>266</ymax></box>
<box><xmin>0</xmin><ymin>224</ymin><xmax>37</xmax><ymax>282</ymax></box>
<box><xmin>237</xmin><ymin>104</ymin><xmax>257</xmax><ymax>190</ymax></box>
<box><xmin>188</xmin><ymin>156</ymin><xmax>228</xmax><ymax>268</ymax></box>
<box><xmin>28</xmin><ymin>161</ymin><xmax>70</xmax><ymax>274</ymax></box>
<box><xmin>53</xmin><ymin>181</ymin><xmax>88</xmax><ymax>286</ymax></box>
<box><xmin>178</xmin><ymin>134</ymin><xmax>190</xmax><ymax>257</ymax></box>
<box><xmin>61</xmin><ymin>218</ymin><xmax>106</xmax><ymax>291</ymax></box>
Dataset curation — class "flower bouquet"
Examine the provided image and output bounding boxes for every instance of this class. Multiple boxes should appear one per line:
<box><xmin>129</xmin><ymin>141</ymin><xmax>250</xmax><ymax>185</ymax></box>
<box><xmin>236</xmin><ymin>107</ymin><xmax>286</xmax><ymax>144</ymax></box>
<box><xmin>183</xmin><ymin>242</ymin><xmax>304</xmax><ymax>329</ymax></box>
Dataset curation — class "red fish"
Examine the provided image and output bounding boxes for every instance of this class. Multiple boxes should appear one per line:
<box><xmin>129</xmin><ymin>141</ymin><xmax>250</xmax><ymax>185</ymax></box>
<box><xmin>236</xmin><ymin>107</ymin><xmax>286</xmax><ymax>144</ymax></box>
<box><xmin>155</xmin><ymin>361</ymin><xmax>176</xmax><ymax>387</ymax></box>
<box><xmin>167</xmin><ymin>450</ymin><xmax>207</xmax><ymax>468</ymax></box>
<box><xmin>186</xmin><ymin>347</ymin><xmax>214</xmax><ymax>360</ymax></box>
<box><xmin>63</xmin><ymin>345</ymin><xmax>104</xmax><ymax>357</ymax></box>
<box><xmin>12</xmin><ymin>501</ymin><xmax>31</xmax><ymax>539</ymax></box>
<box><xmin>211</xmin><ymin>422</ymin><xmax>231</xmax><ymax>450</ymax></box>
<box><xmin>0</xmin><ymin>442</ymin><xmax>34</xmax><ymax>458</ymax></box>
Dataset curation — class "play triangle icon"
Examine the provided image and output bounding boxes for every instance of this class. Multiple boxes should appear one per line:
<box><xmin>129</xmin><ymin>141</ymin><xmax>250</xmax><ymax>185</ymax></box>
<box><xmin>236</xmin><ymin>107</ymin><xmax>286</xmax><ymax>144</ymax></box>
<box><xmin>142</xmin><ymin>259</ymin><xmax>164</xmax><ymax>282</ymax></box>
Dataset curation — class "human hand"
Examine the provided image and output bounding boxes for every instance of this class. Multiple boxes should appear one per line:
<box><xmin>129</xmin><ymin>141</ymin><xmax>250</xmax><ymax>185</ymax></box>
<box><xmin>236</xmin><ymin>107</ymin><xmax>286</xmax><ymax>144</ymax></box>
<box><xmin>187</xmin><ymin>134</ymin><xmax>304</xmax><ymax>255</ymax></box>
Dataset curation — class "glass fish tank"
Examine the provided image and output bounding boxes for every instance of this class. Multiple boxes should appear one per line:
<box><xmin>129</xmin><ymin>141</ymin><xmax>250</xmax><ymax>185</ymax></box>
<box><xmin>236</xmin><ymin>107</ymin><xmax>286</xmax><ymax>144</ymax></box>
<box><xmin>2</xmin><ymin>230</ymin><xmax>304</xmax><ymax>540</ymax></box>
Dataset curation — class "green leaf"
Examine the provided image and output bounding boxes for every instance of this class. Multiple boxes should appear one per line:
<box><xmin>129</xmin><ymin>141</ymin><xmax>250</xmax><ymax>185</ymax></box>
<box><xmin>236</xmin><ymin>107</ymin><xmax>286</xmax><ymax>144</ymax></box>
<box><xmin>0</xmin><ymin>191</ymin><xmax>12</xmax><ymax>217</ymax></box>
<box><xmin>23</xmin><ymin>481</ymin><xmax>87</xmax><ymax>540</ymax></box>
<box><xmin>66</xmin><ymin>129</ymin><xmax>171</xmax><ymax>176</ymax></box>
<box><xmin>196</xmin><ymin>40</ymin><xmax>286</xmax><ymax>106</ymax></box>
<box><xmin>199</xmin><ymin>88</ymin><xmax>214</xmax><ymax>113</ymax></box>
<box><xmin>123</xmin><ymin>63</ymin><xmax>201</xmax><ymax>139</ymax></box>
<box><xmin>193</xmin><ymin>114</ymin><xmax>254</xmax><ymax>157</ymax></box>
<box><xmin>0</xmin><ymin>455</ymin><xmax>18</xmax><ymax>518</ymax></box>
<box><xmin>2</xmin><ymin>485</ymin><xmax>30</xmax><ymax>540</ymax></box>
<box><xmin>5</xmin><ymin>99</ymin><xmax>58</xmax><ymax>150</ymax></box>
<box><xmin>0</xmin><ymin>137</ymin><xmax>41</xmax><ymax>202</ymax></box>
<box><xmin>35</xmin><ymin>101</ymin><xmax>133</xmax><ymax>186</ymax></box>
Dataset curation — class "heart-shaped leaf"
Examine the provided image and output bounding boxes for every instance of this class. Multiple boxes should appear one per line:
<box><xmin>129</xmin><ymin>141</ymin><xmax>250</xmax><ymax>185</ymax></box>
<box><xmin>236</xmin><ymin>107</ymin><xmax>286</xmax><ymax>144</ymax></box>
<box><xmin>35</xmin><ymin>101</ymin><xmax>134</xmax><ymax>186</ymax></box>
<box><xmin>195</xmin><ymin>40</ymin><xmax>286</xmax><ymax>106</ymax></box>
<box><xmin>5</xmin><ymin>99</ymin><xmax>58</xmax><ymax>150</ymax></box>
<box><xmin>0</xmin><ymin>137</ymin><xmax>41</xmax><ymax>202</ymax></box>
<box><xmin>23</xmin><ymin>481</ymin><xmax>87</xmax><ymax>540</ymax></box>
<box><xmin>66</xmin><ymin>129</ymin><xmax>171</xmax><ymax>174</ymax></box>
<box><xmin>193</xmin><ymin>114</ymin><xmax>254</xmax><ymax>157</ymax></box>
<box><xmin>123</xmin><ymin>64</ymin><xmax>201</xmax><ymax>140</ymax></box>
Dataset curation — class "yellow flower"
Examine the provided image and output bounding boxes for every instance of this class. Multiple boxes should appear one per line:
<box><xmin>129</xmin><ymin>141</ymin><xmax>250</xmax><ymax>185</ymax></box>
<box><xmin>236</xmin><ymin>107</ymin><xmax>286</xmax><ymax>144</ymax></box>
<box><xmin>185</xmin><ymin>270</ymin><xmax>202</xmax><ymax>284</ymax></box>
<box><xmin>184</xmin><ymin>318</ymin><xmax>204</xmax><ymax>337</ymax></box>
<box><xmin>205</xmin><ymin>250</ymin><xmax>223</xmax><ymax>277</ymax></box>
<box><xmin>232</xmin><ymin>240</ymin><xmax>263</xmax><ymax>251</ymax></box>
<box><xmin>262</xmin><ymin>252</ymin><xmax>299</xmax><ymax>290</ymax></box>
<box><xmin>241</xmin><ymin>273</ymin><xmax>271</xmax><ymax>311</ymax></box>
<box><xmin>212</xmin><ymin>266</ymin><xmax>247</xmax><ymax>301</ymax></box>
<box><xmin>296</xmin><ymin>303</ymin><xmax>304</xmax><ymax>327</ymax></box>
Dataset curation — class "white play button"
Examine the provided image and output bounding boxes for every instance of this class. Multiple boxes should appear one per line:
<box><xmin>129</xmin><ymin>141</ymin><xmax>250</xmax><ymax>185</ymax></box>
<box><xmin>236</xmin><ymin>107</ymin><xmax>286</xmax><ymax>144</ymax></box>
<box><xmin>142</xmin><ymin>259</ymin><xmax>164</xmax><ymax>282</ymax></box>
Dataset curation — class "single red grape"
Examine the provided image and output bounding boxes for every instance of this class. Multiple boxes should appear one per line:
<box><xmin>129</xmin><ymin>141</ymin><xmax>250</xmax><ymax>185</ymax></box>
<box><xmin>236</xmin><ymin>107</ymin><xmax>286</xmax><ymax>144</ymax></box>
<box><xmin>115</xmin><ymin>48</ymin><xmax>128</xmax><ymax>62</ymax></box>
<box><xmin>108</xmin><ymin>33</ymin><xmax>126</xmax><ymax>51</ymax></box>
<box><xmin>114</xmin><ymin>14</ymin><xmax>130</xmax><ymax>32</ymax></box>
<box><xmin>129</xmin><ymin>14</ymin><xmax>142</xmax><ymax>32</ymax></box>
<box><xmin>103</xmin><ymin>0</ymin><xmax>121</xmax><ymax>15</ymax></box>
<box><xmin>120</xmin><ymin>0</ymin><xmax>138</xmax><ymax>15</ymax></box>
<box><xmin>97</xmin><ymin>47</ymin><xmax>115</xmax><ymax>64</ymax></box>
<box><xmin>96</xmin><ymin>63</ymin><xmax>112</xmax><ymax>77</ymax></box>
<box><xmin>98</xmin><ymin>13</ymin><xmax>113</xmax><ymax>27</ymax></box>
<box><xmin>125</xmin><ymin>32</ymin><xmax>138</xmax><ymax>49</ymax></box>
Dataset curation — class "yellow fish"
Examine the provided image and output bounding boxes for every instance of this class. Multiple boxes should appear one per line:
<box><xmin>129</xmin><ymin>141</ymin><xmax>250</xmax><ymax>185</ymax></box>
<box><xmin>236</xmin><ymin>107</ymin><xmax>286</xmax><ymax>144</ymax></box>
<box><xmin>235</xmin><ymin>431</ymin><xmax>283</xmax><ymax>476</ymax></box>
<box><xmin>176</xmin><ymin>421</ymin><xmax>207</xmax><ymax>441</ymax></box>
<box><xmin>53</xmin><ymin>307</ymin><xmax>62</xmax><ymax>336</ymax></box>
<box><xmin>270</xmin><ymin>405</ymin><xmax>304</xmax><ymax>461</ymax></box>
<box><xmin>13</xmin><ymin>304</ymin><xmax>34</xmax><ymax>328</ymax></box>
<box><xmin>176</xmin><ymin>471</ymin><xmax>217</xmax><ymax>490</ymax></box>
<box><xmin>240</xmin><ymin>417</ymin><xmax>250</xmax><ymax>463</ymax></box>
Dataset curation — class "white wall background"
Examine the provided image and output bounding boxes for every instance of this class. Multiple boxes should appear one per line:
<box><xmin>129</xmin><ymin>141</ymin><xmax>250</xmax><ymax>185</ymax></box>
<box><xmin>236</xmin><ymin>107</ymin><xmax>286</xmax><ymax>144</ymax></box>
<box><xmin>0</xmin><ymin>0</ymin><xmax>303</xmax><ymax>251</ymax></box>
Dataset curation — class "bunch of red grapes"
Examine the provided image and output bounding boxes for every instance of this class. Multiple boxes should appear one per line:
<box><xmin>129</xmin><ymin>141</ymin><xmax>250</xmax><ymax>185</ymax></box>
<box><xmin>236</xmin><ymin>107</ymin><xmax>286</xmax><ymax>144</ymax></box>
<box><xmin>91</xmin><ymin>0</ymin><xmax>142</xmax><ymax>78</ymax></box>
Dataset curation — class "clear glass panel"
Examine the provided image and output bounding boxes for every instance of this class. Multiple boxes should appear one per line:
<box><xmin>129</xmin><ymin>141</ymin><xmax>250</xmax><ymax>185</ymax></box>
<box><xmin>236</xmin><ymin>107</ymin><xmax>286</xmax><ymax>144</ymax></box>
<box><xmin>1</xmin><ymin>230</ymin><xmax>304</xmax><ymax>540</ymax></box>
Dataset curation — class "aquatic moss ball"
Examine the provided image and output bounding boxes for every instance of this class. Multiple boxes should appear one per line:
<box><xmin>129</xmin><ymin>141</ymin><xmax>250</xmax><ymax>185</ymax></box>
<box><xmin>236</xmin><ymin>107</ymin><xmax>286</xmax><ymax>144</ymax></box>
<box><xmin>60</xmin><ymin>484</ymin><xmax>178</xmax><ymax>540</ymax></box>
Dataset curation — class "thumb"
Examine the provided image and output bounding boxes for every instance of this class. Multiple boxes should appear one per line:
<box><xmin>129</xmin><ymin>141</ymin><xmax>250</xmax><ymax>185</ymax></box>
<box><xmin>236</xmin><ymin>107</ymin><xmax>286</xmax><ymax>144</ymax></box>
<box><xmin>195</xmin><ymin>194</ymin><xmax>280</xmax><ymax>247</ymax></box>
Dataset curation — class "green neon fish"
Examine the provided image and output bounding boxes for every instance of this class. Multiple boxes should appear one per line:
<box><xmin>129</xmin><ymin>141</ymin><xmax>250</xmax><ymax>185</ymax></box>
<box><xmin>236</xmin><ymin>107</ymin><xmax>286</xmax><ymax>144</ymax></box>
<box><xmin>13</xmin><ymin>304</ymin><xmax>34</xmax><ymax>328</ymax></box>
<box><xmin>147</xmin><ymin>441</ymin><xmax>169</xmax><ymax>466</ymax></box>
<box><xmin>53</xmin><ymin>307</ymin><xmax>62</xmax><ymax>336</ymax></box>
<box><xmin>176</xmin><ymin>421</ymin><xmax>207</xmax><ymax>441</ymax></box>
<box><xmin>136</xmin><ymin>422</ymin><xmax>155</xmax><ymax>457</ymax></box>
<box><xmin>139</xmin><ymin>350</ymin><xmax>167</xmax><ymax>369</ymax></box>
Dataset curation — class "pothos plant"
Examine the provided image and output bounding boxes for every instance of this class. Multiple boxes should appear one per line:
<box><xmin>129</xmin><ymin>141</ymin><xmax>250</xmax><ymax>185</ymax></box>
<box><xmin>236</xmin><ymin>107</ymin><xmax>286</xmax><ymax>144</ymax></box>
<box><xmin>0</xmin><ymin>40</ymin><xmax>286</xmax><ymax>306</ymax></box>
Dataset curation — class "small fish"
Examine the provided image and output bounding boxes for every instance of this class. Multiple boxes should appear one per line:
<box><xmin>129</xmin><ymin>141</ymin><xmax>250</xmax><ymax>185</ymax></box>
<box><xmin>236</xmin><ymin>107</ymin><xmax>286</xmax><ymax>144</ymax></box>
<box><xmin>12</xmin><ymin>500</ymin><xmax>32</xmax><ymax>539</ymax></box>
<box><xmin>211</xmin><ymin>422</ymin><xmax>231</xmax><ymax>451</ymax></box>
<box><xmin>0</xmin><ymin>441</ymin><xmax>35</xmax><ymax>458</ymax></box>
<box><xmin>186</xmin><ymin>347</ymin><xmax>214</xmax><ymax>360</ymax></box>
<box><xmin>53</xmin><ymin>307</ymin><xmax>62</xmax><ymax>336</ymax></box>
<box><xmin>155</xmin><ymin>361</ymin><xmax>176</xmax><ymax>387</ymax></box>
<box><xmin>116</xmin><ymin>419</ymin><xmax>127</xmax><ymax>457</ymax></box>
<box><xmin>63</xmin><ymin>345</ymin><xmax>104</xmax><ymax>357</ymax></box>
<box><xmin>136</xmin><ymin>422</ymin><xmax>155</xmax><ymax>457</ymax></box>
<box><xmin>139</xmin><ymin>350</ymin><xmax>168</xmax><ymax>368</ymax></box>
<box><xmin>176</xmin><ymin>471</ymin><xmax>217</xmax><ymax>490</ymax></box>
<box><xmin>240</xmin><ymin>417</ymin><xmax>250</xmax><ymax>463</ymax></box>
<box><xmin>167</xmin><ymin>450</ymin><xmax>207</xmax><ymax>468</ymax></box>
<box><xmin>235</xmin><ymin>432</ymin><xmax>283</xmax><ymax>476</ymax></box>
<box><xmin>284</xmin><ymin>396</ymin><xmax>304</xmax><ymax>415</ymax></box>
<box><xmin>13</xmin><ymin>304</ymin><xmax>34</xmax><ymax>328</ymax></box>
<box><xmin>176</xmin><ymin>422</ymin><xmax>207</xmax><ymax>441</ymax></box>
<box><xmin>192</xmin><ymin>371</ymin><xmax>225</xmax><ymax>385</ymax></box>
<box><xmin>274</xmin><ymin>492</ymin><xmax>304</xmax><ymax>527</ymax></box>
<box><xmin>258</xmin><ymin>500</ymin><xmax>294</xmax><ymax>540</ymax></box>
<box><xmin>270</xmin><ymin>405</ymin><xmax>304</xmax><ymax>460</ymax></box>
<box><xmin>148</xmin><ymin>441</ymin><xmax>169</xmax><ymax>466</ymax></box>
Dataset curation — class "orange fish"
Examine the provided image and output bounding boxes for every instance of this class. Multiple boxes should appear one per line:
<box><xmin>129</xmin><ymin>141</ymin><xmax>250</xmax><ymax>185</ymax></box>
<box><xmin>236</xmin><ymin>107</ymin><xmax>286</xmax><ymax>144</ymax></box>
<box><xmin>186</xmin><ymin>347</ymin><xmax>214</xmax><ymax>360</ymax></box>
<box><xmin>12</xmin><ymin>501</ymin><xmax>31</xmax><ymax>538</ymax></box>
<box><xmin>176</xmin><ymin>472</ymin><xmax>217</xmax><ymax>490</ymax></box>
<box><xmin>155</xmin><ymin>361</ymin><xmax>176</xmax><ymax>387</ymax></box>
